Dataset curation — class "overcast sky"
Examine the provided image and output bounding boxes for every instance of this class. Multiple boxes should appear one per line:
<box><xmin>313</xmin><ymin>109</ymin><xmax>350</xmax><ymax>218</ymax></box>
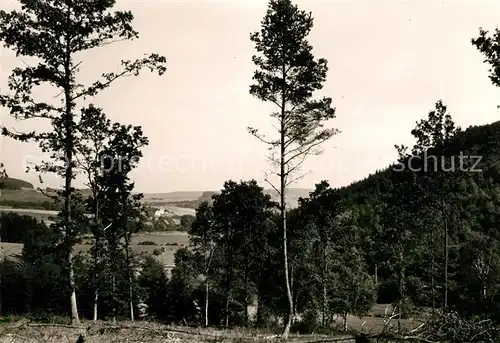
<box><xmin>1</xmin><ymin>0</ymin><xmax>499</xmax><ymax>193</ymax></box>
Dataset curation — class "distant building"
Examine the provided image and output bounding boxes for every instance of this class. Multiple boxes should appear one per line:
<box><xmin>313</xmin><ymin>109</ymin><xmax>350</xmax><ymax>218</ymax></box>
<box><xmin>154</xmin><ymin>209</ymin><xmax>165</xmax><ymax>217</ymax></box>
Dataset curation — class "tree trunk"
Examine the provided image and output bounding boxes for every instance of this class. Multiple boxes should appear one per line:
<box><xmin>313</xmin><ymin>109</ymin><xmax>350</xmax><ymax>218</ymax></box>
<box><xmin>322</xmin><ymin>282</ymin><xmax>327</xmax><ymax>328</ymax></box>
<box><xmin>281</xmin><ymin>104</ymin><xmax>293</xmax><ymax>339</ymax></box>
<box><xmin>322</xmin><ymin>243</ymin><xmax>327</xmax><ymax>328</ymax></box>
<box><xmin>205</xmin><ymin>281</ymin><xmax>209</xmax><ymax>327</ymax></box>
<box><xmin>62</xmin><ymin>14</ymin><xmax>79</xmax><ymax>323</ymax></box>
<box><xmin>282</xmin><ymin>204</ymin><xmax>293</xmax><ymax>338</ymax></box>
<box><xmin>224</xmin><ymin>295</ymin><xmax>229</xmax><ymax>328</ymax></box>
<box><xmin>431</xmin><ymin>227</ymin><xmax>436</xmax><ymax>314</ymax></box>
<box><xmin>93</xmin><ymin>289</ymin><xmax>98</xmax><ymax>321</ymax></box>
<box><xmin>92</xmin><ymin>198</ymin><xmax>101</xmax><ymax>322</ymax></box>
<box><xmin>244</xmin><ymin>267</ymin><xmax>249</xmax><ymax>327</ymax></box>
<box><xmin>291</xmin><ymin>265</ymin><xmax>295</xmax><ymax>321</ymax></box>
<box><xmin>256</xmin><ymin>292</ymin><xmax>262</xmax><ymax>328</ymax></box>
<box><xmin>343</xmin><ymin>312</ymin><xmax>347</xmax><ymax>331</ymax></box>
<box><xmin>442</xmin><ymin>196</ymin><xmax>448</xmax><ymax>310</ymax></box>
<box><xmin>112</xmin><ymin>274</ymin><xmax>117</xmax><ymax>324</ymax></box>
<box><xmin>204</xmin><ymin>246</ymin><xmax>214</xmax><ymax>327</ymax></box>
<box><xmin>398</xmin><ymin>249</ymin><xmax>404</xmax><ymax>334</ymax></box>
<box><xmin>125</xmin><ymin>233</ymin><xmax>134</xmax><ymax>321</ymax></box>
<box><xmin>68</xmin><ymin>249</ymin><xmax>79</xmax><ymax>325</ymax></box>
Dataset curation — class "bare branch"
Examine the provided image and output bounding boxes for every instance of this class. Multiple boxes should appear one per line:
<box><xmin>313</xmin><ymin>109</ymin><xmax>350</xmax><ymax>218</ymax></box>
<box><xmin>263</xmin><ymin>171</ymin><xmax>281</xmax><ymax>196</ymax></box>
<box><xmin>247</xmin><ymin>127</ymin><xmax>279</xmax><ymax>146</ymax></box>
<box><xmin>284</xmin><ymin>137</ymin><xmax>328</xmax><ymax>166</ymax></box>
<box><xmin>285</xmin><ymin>170</ymin><xmax>312</xmax><ymax>188</ymax></box>
<box><xmin>284</xmin><ymin>150</ymin><xmax>310</xmax><ymax>178</ymax></box>
<box><xmin>37</xmin><ymin>187</ymin><xmax>59</xmax><ymax>200</ymax></box>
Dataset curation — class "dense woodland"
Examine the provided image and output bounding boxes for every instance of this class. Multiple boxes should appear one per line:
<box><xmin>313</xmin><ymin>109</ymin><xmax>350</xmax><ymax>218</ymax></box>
<box><xmin>1</xmin><ymin>0</ymin><xmax>500</xmax><ymax>342</ymax></box>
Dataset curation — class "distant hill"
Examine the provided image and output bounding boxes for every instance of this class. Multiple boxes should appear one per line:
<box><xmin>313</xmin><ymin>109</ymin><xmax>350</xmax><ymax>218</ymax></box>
<box><xmin>0</xmin><ymin>176</ymin><xmax>313</xmax><ymax>211</ymax></box>
<box><xmin>145</xmin><ymin>188</ymin><xmax>313</xmax><ymax>209</ymax></box>
<box><xmin>0</xmin><ymin>177</ymin><xmax>34</xmax><ymax>190</ymax></box>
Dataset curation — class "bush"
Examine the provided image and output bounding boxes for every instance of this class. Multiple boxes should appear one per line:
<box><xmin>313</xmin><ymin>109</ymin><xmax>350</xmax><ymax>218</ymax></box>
<box><xmin>152</xmin><ymin>248</ymin><xmax>163</xmax><ymax>256</ymax></box>
<box><xmin>138</xmin><ymin>241</ymin><xmax>157</xmax><ymax>246</ymax></box>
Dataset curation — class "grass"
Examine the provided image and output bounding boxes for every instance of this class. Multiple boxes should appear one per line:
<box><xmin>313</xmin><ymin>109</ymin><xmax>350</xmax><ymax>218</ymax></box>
<box><xmin>0</xmin><ymin>312</ymin><xmax>426</xmax><ymax>343</ymax></box>
<box><xmin>0</xmin><ymin>320</ymin><xmax>359</xmax><ymax>343</ymax></box>
<box><xmin>0</xmin><ymin>231</ymin><xmax>190</xmax><ymax>268</ymax></box>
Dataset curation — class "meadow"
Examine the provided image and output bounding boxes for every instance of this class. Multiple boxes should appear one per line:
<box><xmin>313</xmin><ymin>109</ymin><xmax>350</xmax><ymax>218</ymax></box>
<box><xmin>0</xmin><ymin>231</ymin><xmax>190</xmax><ymax>270</ymax></box>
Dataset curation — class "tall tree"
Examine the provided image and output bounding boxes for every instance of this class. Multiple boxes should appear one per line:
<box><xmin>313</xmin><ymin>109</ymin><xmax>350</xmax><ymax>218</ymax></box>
<box><xmin>398</xmin><ymin>100</ymin><xmax>461</xmax><ymax>309</ymax></box>
<box><xmin>0</xmin><ymin>0</ymin><xmax>166</xmax><ymax>325</ymax></box>
<box><xmin>77</xmin><ymin>105</ymin><xmax>112</xmax><ymax>321</ymax></box>
<box><xmin>190</xmin><ymin>201</ymin><xmax>216</xmax><ymax>327</ymax></box>
<box><xmin>248</xmin><ymin>0</ymin><xmax>337</xmax><ymax>337</ymax></box>
<box><xmin>297</xmin><ymin>181</ymin><xmax>341</xmax><ymax>327</ymax></box>
<box><xmin>210</xmin><ymin>180</ymin><xmax>275</xmax><ymax>327</ymax></box>
<box><xmin>99</xmin><ymin>123</ymin><xmax>148</xmax><ymax>322</ymax></box>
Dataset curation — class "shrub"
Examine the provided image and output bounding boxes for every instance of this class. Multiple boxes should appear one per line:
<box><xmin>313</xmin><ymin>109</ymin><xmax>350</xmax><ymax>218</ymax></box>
<box><xmin>138</xmin><ymin>241</ymin><xmax>157</xmax><ymax>246</ymax></box>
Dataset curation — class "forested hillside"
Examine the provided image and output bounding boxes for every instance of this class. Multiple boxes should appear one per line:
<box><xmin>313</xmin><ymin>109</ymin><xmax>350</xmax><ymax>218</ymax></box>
<box><xmin>337</xmin><ymin>119</ymin><xmax>500</xmax><ymax>315</ymax></box>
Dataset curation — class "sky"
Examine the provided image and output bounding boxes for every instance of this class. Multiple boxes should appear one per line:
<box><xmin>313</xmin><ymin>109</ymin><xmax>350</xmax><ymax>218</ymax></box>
<box><xmin>1</xmin><ymin>0</ymin><xmax>500</xmax><ymax>193</ymax></box>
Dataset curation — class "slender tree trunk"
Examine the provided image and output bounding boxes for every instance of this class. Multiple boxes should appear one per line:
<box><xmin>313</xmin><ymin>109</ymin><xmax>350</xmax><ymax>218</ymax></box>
<box><xmin>398</xmin><ymin>249</ymin><xmax>404</xmax><ymax>334</ymax></box>
<box><xmin>431</xmin><ymin>228</ymin><xmax>436</xmax><ymax>314</ymax></box>
<box><xmin>245</xmin><ymin>295</ymin><xmax>249</xmax><ymax>327</ymax></box>
<box><xmin>204</xmin><ymin>246</ymin><xmax>214</xmax><ymax>327</ymax></box>
<box><xmin>281</xmin><ymin>102</ymin><xmax>293</xmax><ymax>339</ymax></box>
<box><xmin>204</xmin><ymin>281</ymin><xmax>209</xmax><ymax>327</ymax></box>
<box><xmin>244</xmin><ymin>277</ymin><xmax>249</xmax><ymax>328</ymax></box>
<box><xmin>112</xmin><ymin>274</ymin><xmax>117</xmax><ymax>324</ymax></box>
<box><xmin>93</xmin><ymin>290</ymin><xmax>98</xmax><ymax>321</ymax></box>
<box><xmin>68</xmin><ymin>249</ymin><xmax>79</xmax><ymax>325</ymax></box>
<box><xmin>322</xmin><ymin>244</ymin><xmax>327</xmax><ymax>328</ymax></box>
<box><xmin>92</xmin><ymin>199</ymin><xmax>101</xmax><ymax>322</ymax></box>
<box><xmin>441</xmin><ymin>196</ymin><xmax>448</xmax><ymax>309</ymax></box>
<box><xmin>343</xmin><ymin>312</ymin><xmax>347</xmax><ymax>331</ymax></box>
<box><xmin>224</xmin><ymin>295</ymin><xmax>229</xmax><ymax>328</ymax></box>
<box><xmin>291</xmin><ymin>267</ymin><xmax>297</xmax><ymax>323</ymax></box>
<box><xmin>224</xmin><ymin>247</ymin><xmax>231</xmax><ymax>328</ymax></box>
<box><xmin>125</xmin><ymin>233</ymin><xmax>134</xmax><ymax>321</ymax></box>
<box><xmin>63</xmin><ymin>14</ymin><xmax>79</xmax><ymax>324</ymax></box>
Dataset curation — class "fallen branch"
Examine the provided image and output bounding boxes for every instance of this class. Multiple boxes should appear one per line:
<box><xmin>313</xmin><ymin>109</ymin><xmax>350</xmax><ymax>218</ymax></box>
<box><xmin>27</xmin><ymin>323</ymin><xmax>87</xmax><ymax>330</ymax></box>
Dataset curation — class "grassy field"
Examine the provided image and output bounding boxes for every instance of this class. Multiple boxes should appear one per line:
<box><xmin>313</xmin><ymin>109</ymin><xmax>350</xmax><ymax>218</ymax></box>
<box><xmin>0</xmin><ymin>312</ymin><xmax>425</xmax><ymax>343</ymax></box>
<box><xmin>0</xmin><ymin>231</ymin><xmax>190</xmax><ymax>269</ymax></box>
<box><xmin>0</xmin><ymin>320</ymin><xmax>360</xmax><ymax>343</ymax></box>
<box><xmin>0</xmin><ymin>189</ymin><xmax>50</xmax><ymax>202</ymax></box>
